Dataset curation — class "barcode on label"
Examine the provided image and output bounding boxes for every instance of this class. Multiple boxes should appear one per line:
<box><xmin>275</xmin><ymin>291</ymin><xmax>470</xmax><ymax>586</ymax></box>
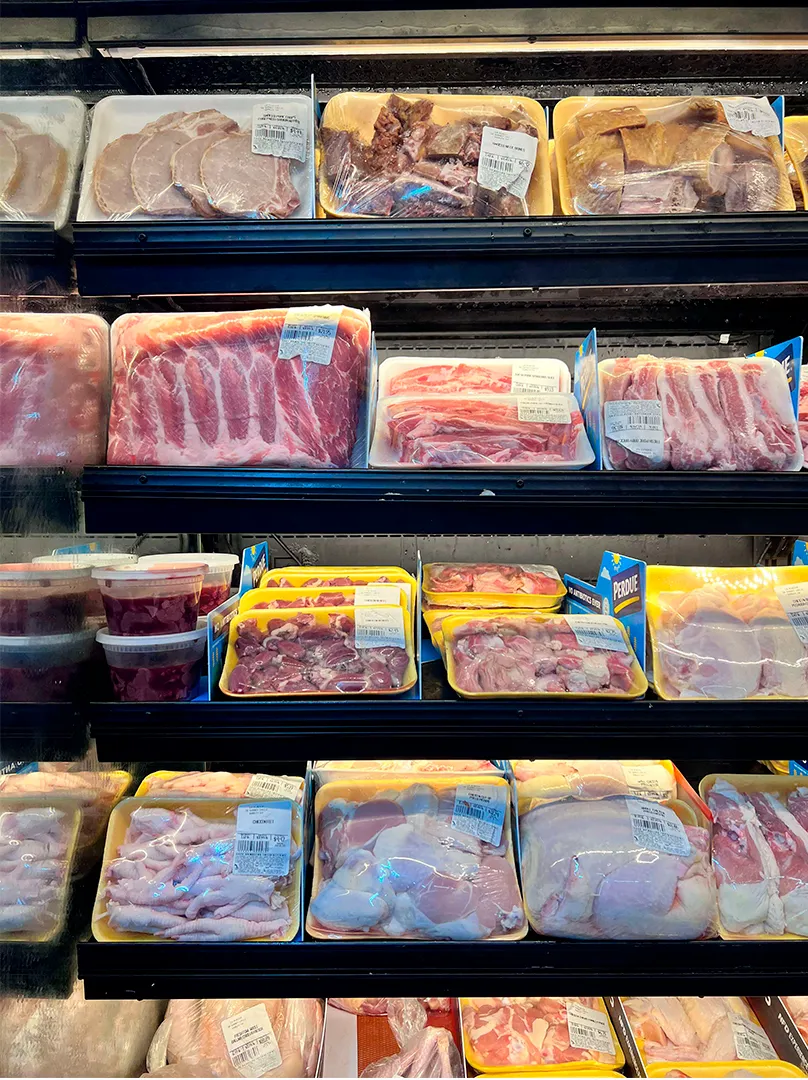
<box><xmin>484</xmin><ymin>154</ymin><xmax>520</xmax><ymax>176</ymax></box>
<box><xmin>627</xmin><ymin>799</ymin><xmax>690</xmax><ymax>856</ymax></box>
<box><xmin>621</xmin><ymin>414</ymin><xmax>659</xmax><ymax>428</ymax></box>
<box><xmin>222</xmin><ymin>1004</ymin><xmax>282</xmax><ymax>1079</ymax></box>
<box><xmin>477</xmin><ymin>127</ymin><xmax>538</xmax><ymax>199</ymax></box>
<box><xmin>231</xmin><ymin>1038</ymin><xmax>272</xmax><ymax>1067</ymax></box>
<box><xmin>236</xmin><ymin>837</ymin><xmax>274</xmax><ymax>854</ymax></box>
<box><xmin>731</xmin><ymin>1014</ymin><xmax>776</xmax><ymax>1061</ymax></box>
<box><xmin>566</xmin><ymin>1001</ymin><xmax>615</xmax><ymax>1055</ymax></box>
<box><xmin>451</xmin><ymin>783</ymin><xmax>506</xmax><ymax>846</ymax></box>
<box><xmin>774</xmin><ymin>582</ymin><xmax>808</xmax><ymax>645</ymax></box>
<box><xmin>232</xmin><ymin>804</ymin><xmax>291</xmax><ymax>878</ymax></box>
<box><xmin>354</xmin><ymin>605</ymin><xmax>406</xmax><ymax>650</ymax></box>
<box><xmin>255</xmin><ymin>125</ymin><xmax>291</xmax><ymax>141</ymax></box>
<box><xmin>633</xmin><ymin>816</ymin><xmax>664</xmax><ymax>832</ymax></box>
<box><xmin>278</xmin><ymin>309</ymin><xmax>340</xmax><ymax>367</ymax></box>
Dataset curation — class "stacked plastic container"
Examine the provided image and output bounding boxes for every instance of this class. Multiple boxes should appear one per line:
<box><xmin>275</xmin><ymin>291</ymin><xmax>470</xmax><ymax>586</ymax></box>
<box><xmin>137</xmin><ymin>552</ymin><xmax>239</xmax><ymax>615</ymax></box>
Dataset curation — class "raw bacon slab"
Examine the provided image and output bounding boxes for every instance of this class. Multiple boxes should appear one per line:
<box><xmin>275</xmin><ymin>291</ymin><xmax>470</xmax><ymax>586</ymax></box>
<box><xmin>107</xmin><ymin>306</ymin><xmax>370</xmax><ymax>467</ymax></box>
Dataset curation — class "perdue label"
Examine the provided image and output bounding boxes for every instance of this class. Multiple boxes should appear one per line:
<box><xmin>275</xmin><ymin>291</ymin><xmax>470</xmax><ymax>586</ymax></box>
<box><xmin>611</xmin><ymin>565</ymin><xmax>642</xmax><ymax>617</ymax></box>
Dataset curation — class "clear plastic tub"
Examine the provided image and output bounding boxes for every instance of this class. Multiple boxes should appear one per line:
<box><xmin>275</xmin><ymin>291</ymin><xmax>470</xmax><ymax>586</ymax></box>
<box><xmin>0</xmin><ymin>563</ymin><xmax>93</xmax><ymax>636</ymax></box>
<box><xmin>137</xmin><ymin>553</ymin><xmax>239</xmax><ymax>614</ymax></box>
<box><xmin>33</xmin><ymin>553</ymin><xmax>137</xmax><ymax>617</ymax></box>
<box><xmin>0</xmin><ymin>628</ymin><xmax>98</xmax><ymax>702</ymax></box>
<box><xmin>92</xmin><ymin>563</ymin><xmax>205</xmax><ymax>636</ymax></box>
<box><xmin>97</xmin><ymin>626</ymin><xmax>206</xmax><ymax>702</ymax></box>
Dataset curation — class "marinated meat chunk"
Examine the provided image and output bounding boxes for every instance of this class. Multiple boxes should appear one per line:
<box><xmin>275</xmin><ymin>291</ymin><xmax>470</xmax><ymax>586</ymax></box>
<box><xmin>567</xmin><ymin>132</ymin><xmax>625</xmax><ymax>213</ymax></box>
<box><xmin>620</xmin><ymin>122</ymin><xmax>673</xmax><ymax>171</ymax></box>
<box><xmin>576</xmin><ymin>106</ymin><xmax>647</xmax><ymax>139</ymax></box>
<box><xmin>425</xmin><ymin>120</ymin><xmax>469</xmax><ymax>158</ymax></box>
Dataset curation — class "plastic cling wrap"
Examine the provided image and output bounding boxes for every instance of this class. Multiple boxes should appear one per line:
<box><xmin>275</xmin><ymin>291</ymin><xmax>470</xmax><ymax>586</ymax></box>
<box><xmin>107</xmin><ymin>306</ymin><xmax>370</xmax><ymax>468</ymax></box>
<box><xmin>784</xmin><ymin>117</ymin><xmax>808</xmax><ymax>208</ymax></box>
<box><xmin>240</xmin><ymin>585</ymin><xmax>409</xmax><ymax>614</ymax></box>
<box><xmin>0</xmin><ymin>313</ymin><xmax>110</xmax><ymax>467</ymax></box>
<box><xmin>307</xmin><ymin>775</ymin><xmax>526</xmax><ymax>940</ymax></box>
<box><xmin>319</xmin><ymin>92</ymin><xmax>551</xmax><ymax>218</ymax></box>
<box><xmin>599</xmin><ymin>355</ymin><xmax>802</xmax><ymax>472</ymax></box>
<box><xmin>646</xmin><ymin>565</ymin><xmax>808</xmax><ymax>700</ymax></box>
<box><xmin>378</xmin><ymin>356</ymin><xmax>571</xmax><ymax>397</ymax></box>
<box><xmin>443</xmin><ymin>612</ymin><xmax>647</xmax><ymax>698</ymax></box>
<box><xmin>93</xmin><ymin>797</ymin><xmax>302</xmax><ymax>942</ymax></box>
<box><xmin>371</xmin><ymin>393</ymin><xmax>594</xmax><ymax>468</ymax></box>
<box><xmin>145</xmin><ymin>998</ymin><xmax>324</xmax><ymax>1078</ymax></box>
<box><xmin>554</xmin><ymin>95</ymin><xmax>795</xmax><ymax>215</ymax></box>
<box><xmin>519</xmin><ymin>793</ymin><xmax>716</xmax><ymax>939</ymax></box>
<box><xmin>423</xmin><ymin>562</ymin><xmax>565</xmax><ymax>610</ymax></box>
<box><xmin>702</xmin><ymin>774</ymin><xmax>808</xmax><ymax>939</ymax></box>
<box><xmin>137</xmin><ymin>770</ymin><xmax>305</xmax><ymax>802</ymax></box>
<box><xmin>511</xmin><ymin>759</ymin><xmax>675</xmax><ymax>802</ymax></box>
<box><xmin>461</xmin><ymin>997</ymin><xmax>622</xmax><ymax>1073</ymax></box>
<box><xmin>260</xmin><ymin>567</ymin><xmax>415</xmax><ymax>607</ymax></box>
<box><xmin>357</xmin><ymin>998</ymin><xmax>464</xmax><ymax>1079</ymax></box>
<box><xmin>315</xmin><ymin>761</ymin><xmax>499</xmax><ymax>775</ymax></box>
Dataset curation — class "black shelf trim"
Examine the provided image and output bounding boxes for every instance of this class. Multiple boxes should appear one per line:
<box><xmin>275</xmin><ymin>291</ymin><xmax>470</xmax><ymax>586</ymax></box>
<box><xmin>0</xmin><ymin>702</ymin><xmax>89</xmax><ymax>760</ymax></box>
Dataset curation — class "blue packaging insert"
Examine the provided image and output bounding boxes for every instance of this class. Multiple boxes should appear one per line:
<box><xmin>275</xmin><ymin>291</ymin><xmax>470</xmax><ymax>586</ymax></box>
<box><xmin>564</xmin><ymin>549</ymin><xmax>646</xmax><ymax>667</ymax></box>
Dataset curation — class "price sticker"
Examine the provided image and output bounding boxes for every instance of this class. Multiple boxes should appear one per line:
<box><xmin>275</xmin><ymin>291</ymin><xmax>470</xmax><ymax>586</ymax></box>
<box><xmin>451</xmin><ymin>783</ymin><xmax>506</xmax><ymax>846</ymax></box>
<box><xmin>222</xmin><ymin>1004</ymin><xmax>282</xmax><ymax>1078</ymax></box>
<box><xmin>565</xmin><ymin>614</ymin><xmax>628</xmax><ymax>653</ymax></box>
<box><xmin>775</xmin><ymin>582</ymin><xmax>808</xmax><ymax>644</ymax></box>
<box><xmin>510</xmin><ymin>360</ymin><xmax>562</xmax><ymax>395</ymax></box>
<box><xmin>477</xmin><ymin>127</ymin><xmax>538</xmax><ymax>199</ymax></box>
<box><xmin>731</xmin><ymin>1014</ymin><xmax>776</xmax><ymax>1061</ymax></box>
<box><xmin>627</xmin><ymin>799</ymin><xmax>691</xmax><ymax>857</ymax></box>
<box><xmin>517</xmin><ymin>395</ymin><xmax>571</xmax><ymax>424</ymax></box>
<box><xmin>251</xmin><ymin>100</ymin><xmax>308</xmax><ymax>160</ymax></box>
<box><xmin>278</xmin><ymin>307</ymin><xmax>341</xmax><ymax>366</ymax></box>
<box><xmin>604</xmin><ymin>399</ymin><xmax>665</xmax><ymax>462</ymax></box>
<box><xmin>244</xmin><ymin>774</ymin><xmax>303</xmax><ymax>800</ymax></box>
<box><xmin>722</xmin><ymin>97</ymin><xmax>780</xmax><ymax>139</ymax></box>
<box><xmin>233</xmin><ymin>803</ymin><xmax>291</xmax><ymax>878</ymax></box>
<box><xmin>353</xmin><ymin>584</ymin><xmax>405</xmax><ymax>606</ymax></box>
<box><xmin>354</xmin><ymin>605</ymin><xmax>406</xmax><ymax>650</ymax></box>
<box><xmin>567</xmin><ymin>1002</ymin><xmax>616</xmax><ymax>1055</ymax></box>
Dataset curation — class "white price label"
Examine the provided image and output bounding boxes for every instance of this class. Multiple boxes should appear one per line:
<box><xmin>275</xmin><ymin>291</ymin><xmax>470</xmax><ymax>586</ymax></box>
<box><xmin>604</xmin><ymin>399</ymin><xmax>665</xmax><ymax>462</ymax></box>
<box><xmin>622</xmin><ymin>763</ymin><xmax>672</xmax><ymax>802</ymax></box>
<box><xmin>278</xmin><ymin>307</ymin><xmax>341</xmax><ymax>367</ymax></box>
<box><xmin>510</xmin><ymin>360</ymin><xmax>562</xmax><ymax>395</ymax></box>
<box><xmin>565</xmin><ymin>614</ymin><xmax>628</xmax><ymax>653</ymax></box>
<box><xmin>353</xmin><ymin>584</ymin><xmax>404</xmax><ymax>606</ymax></box>
<box><xmin>731</xmin><ymin>1014</ymin><xmax>776</xmax><ymax>1061</ymax></box>
<box><xmin>354</xmin><ymin>605</ymin><xmax>406</xmax><ymax>650</ymax></box>
<box><xmin>517</xmin><ymin>395</ymin><xmax>571</xmax><ymax>424</ymax></box>
<box><xmin>251</xmin><ymin>101</ymin><xmax>308</xmax><ymax>160</ymax></box>
<box><xmin>567</xmin><ymin>1002</ymin><xmax>616</xmax><ymax>1056</ymax></box>
<box><xmin>722</xmin><ymin>97</ymin><xmax>781</xmax><ymax>139</ymax></box>
<box><xmin>451</xmin><ymin>783</ymin><xmax>506</xmax><ymax>846</ymax></box>
<box><xmin>477</xmin><ymin>126</ymin><xmax>538</xmax><ymax>199</ymax></box>
<box><xmin>774</xmin><ymin>582</ymin><xmax>808</xmax><ymax>644</ymax></box>
<box><xmin>222</xmin><ymin>1004</ymin><xmax>283</xmax><ymax>1078</ymax></box>
<box><xmin>627</xmin><ymin>799</ymin><xmax>691</xmax><ymax>857</ymax></box>
<box><xmin>245</xmin><ymin>773</ymin><xmax>303</xmax><ymax>800</ymax></box>
<box><xmin>233</xmin><ymin>804</ymin><xmax>291</xmax><ymax>878</ymax></box>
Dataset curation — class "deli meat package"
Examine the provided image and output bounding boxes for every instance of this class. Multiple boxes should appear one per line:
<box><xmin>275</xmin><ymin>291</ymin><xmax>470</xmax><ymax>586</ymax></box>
<box><xmin>0</xmin><ymin>96</ymin><xmax>86</xmax><ymax>229</ymax></box>
<box><xmin>107</xmin><ymin>306</ymin><xmax>370</xmax><ymax>467</ymax></box>
<box><xmin>599</xmin><ymin>354</ymin><xmax>802</xmax><ymax>472</ymax></box>
<box><xmin>79</xmin><ymin>94</ymin><xmax>314</xmax><ymax>220</ymax></box>
<box><xmin>461</xmin><ymin>996</ymin><xmax>623</xmax><ymax>1072</ymax></box>
<box><xmin>554</xmin><ymin>94</ymin><xmax>795</xmax><ymax>215</ymax></box>
<box><xmin>646</xmin><ymin>565</ymin><xmax>808</xmax><ymax>700</ymax></box>
<box><xmin>144</xmin><ymin>998</ymin><xmax>324</xmax><ymax>1078</ymax></box>
<box><xmin>0</xmin><ymin>313</ymin><xmax>110</xmax><ymax>467</ymax></box>
<box><xmin>701</xmin><ymin>773</ymin><xmax>808</xmax><ymax>939</ymax></box>
<box><xmin>517</xmin><ymin>770</ymin><xmax>717</xmax><ymax>940</ymax></box>
<box><xmin>306</xmin><ymin>775</ymin><xmax>527</xmax><ymax>940</ymax></box>
<box><xmin>92</xmin><ymin>796</ymin><xmax>302</xmax><ymax>941</ymax></box>
<box><xmin>319</xmin><ymin>91</ymin><xmax>551</xmax><ymax>218</ymax></box>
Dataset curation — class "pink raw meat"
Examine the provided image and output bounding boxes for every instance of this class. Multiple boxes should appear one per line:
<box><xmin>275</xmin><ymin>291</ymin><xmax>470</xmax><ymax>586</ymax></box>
<box><xmin>107</xmin><ymin>307</ymin><xmax>369</xmax><ymax>467</ymax></box>
<box><xmin>799</xmin><ymin>379</ymin><xmax>808</xmax><ymax>456</ymax></box>
<box><xmin>427</xmin><ymin>563</ymin><xmax>560</xmax><ymax>596</ymax></box>
<box><xmin>747</xmin><ymin>790</ymin><xmax>808</xmax><ymax>936</ymax></box>
<box><xmin>389</xmin><ymin>363</ymin><xmax>514</xmax><ymax>395</ymax></box>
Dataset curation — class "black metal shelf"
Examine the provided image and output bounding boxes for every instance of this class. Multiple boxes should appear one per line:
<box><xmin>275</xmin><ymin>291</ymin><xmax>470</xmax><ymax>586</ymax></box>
<box><xmin>77</xmin><ymin>939</ymin><xmax>808</xmax><ymax>998</ymax></box>
<box><xmin>82</xmin><ymin>467</ymin><xmax>808</xmax><ymax>535</ymax></box>
<box><xmin>0</xmin><ymin>223</ymin><xmax>71</xmax><ymax>293</ymax></box>
<box><xmin>0</xmin><ymin>702</ymin><xmax>89</xmax><ymax>761</ymax></box>
<box><xmin>72</xmin><ymin>215</ymin><xmax>808</xmax><ymax>298</ymax></box>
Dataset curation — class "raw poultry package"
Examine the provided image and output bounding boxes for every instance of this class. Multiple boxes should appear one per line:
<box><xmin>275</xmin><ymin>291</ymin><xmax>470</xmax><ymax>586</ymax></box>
<box><xmin>783</xmin><ymin>997</ymin><xmax>808</xmax><ymax>1042</ymax></box>
<box><xmin>222</xmin><ymin>606</ymin><xmax>416</xmax><ymax>696</ymax></box>
<box><xmin>701</xmin><ymin>773</ymin><xmax>808</xmax><ymax>939</ymax></box>
<box><xmin>79</xmin><ymin>94</ymin><xmax>314</xmax><ymax>221</ymax></box>
<box><xmin>307</xmin><ymin>775</ymin><xmax>527</xmax><ymax>940</ymax></box>
<box><xmin>241</xmin><ymin>585</ymin><xmax>409</xmax><ymax>616</ymax></box>
<box><xmin>145</xmin><ymin>998</ymin><xmax>324</xmax><ymax>1078</ymax></box>
<box><xmin>554</xmin><ymin>94</ymin><xmax>795</xmax><ymax>215</ymax></box>
<box><xmin>371</xmin><ymin>393</ymin><xmax>594</xmax><ymax>468</ymax></box>
<box><xmin>598</xmin><ymin>354</ymin><xmax>803</xmax><ymax>471</ymax></box>
<box><xmin>0</xmin><ymin>979</ymin><xmax>164</xmax><ymax>1078</ymax></box>
<box><xmin>260</xmin><ymin>566</ymin><xmax>416</xmax><ymax>608</ymax></box>
<box><xmin>0</xmin><ymin>313</ymin><xmax>110</xmax><ymax>467</ymax></box>
<box><xmin>646</xmin><ymin>564</ymin><xmax>808</xmax><ymax>700</ymax></box>
<box><xmin>511</xmin><ymin>759</ymin><xmax>676</xmax><ymax>802</ymax></box>
<box><xmin>518</xmin><ymin>778</ymin><xmax>717</xmax><ymax>939</ymax></box>
<box><xmin>93</xmin><ymin>796</ymin><xmax>302</xmax><ymax>942</ymax></box>
<box><xmin>0</xmin><ymin>96</ymin><xmax>86</xmax><ymax>229</ymax></box>
<box><xmin>319</xmin><ymin>91</ymin><xmax>551</xmax><ymax>218</ymax></box>
<box><xmin>0</xmin><ymin>798</ymin><xmax>80</xmax><ymax>941</ymax></box>
<box><xmin>315</xmin><ymin>760</ymin><xmax>500</xmax><ymax>778</ymax></box>
<box><xmin>378</xmin><ymin>356</ymin><xmax>571</xmax><ymax>397</ymax></box>
<box><xmin>785</xmin><ymin>117</ymin><xmax>808</xmax><ymax>208</ymax></box>
<box><xmin>137</xmin><ymin>770</ymin><xmax>305</xmax><ymax>802</ymax></box>
<box><xmin>461</xmin><ymin>996</ymin><xmax>623</xmax><ymax>1073</ymax></box>
<box><xmin>443</xmin><ymin>612</ymin><xmax>647</xmax><ymax>698</ymax></box>
<box><xmin>107</xmin><ymin>306</ymin><xmax>371</xmax><ymax>467</ymax></box>
<box><xmin>621</xmin><ymin>996</ymin><xmax>783</xmax><ymax>1074</ymax></box>
<box><xmin>423</xmin><ymin>562</ymin><xmax>565</xmax><ymax>610</ymax></box>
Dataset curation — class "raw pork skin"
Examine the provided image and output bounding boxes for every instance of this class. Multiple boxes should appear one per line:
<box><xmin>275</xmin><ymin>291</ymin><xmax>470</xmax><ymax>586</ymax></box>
<box><xmin>107</xmin><ymin>307</ymin><xmax>369</xmax><ymax>467</ymax></box>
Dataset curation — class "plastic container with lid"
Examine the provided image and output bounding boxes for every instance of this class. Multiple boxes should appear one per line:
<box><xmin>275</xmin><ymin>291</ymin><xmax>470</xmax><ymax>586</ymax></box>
<box><xmin>92</xmin><ymin>564</ymin><xmax>205</xmax><ymax>636</ymax></box>
<box><xmin>137</xmin><ymin>553</ymin><xmax>239</xmax><ymax>615</ymax></box>
<box><xmin>33</xmin><ymin>553</ymin><xmax>138</xmax><ymax>617</ymax></box>
<box><xmin>0</xmin><ymin>563</ymin><xmax>93</xmax><ymax>636</ymax></box>
<box><xmin>0</xmin><ymin>628</ymin><xmax>98</xmax><ymax>702</ymax></box>
<box><xmin>97</xmin><ymin>627</ymin><xmax>206</xmax><ymax>702</ymax></box>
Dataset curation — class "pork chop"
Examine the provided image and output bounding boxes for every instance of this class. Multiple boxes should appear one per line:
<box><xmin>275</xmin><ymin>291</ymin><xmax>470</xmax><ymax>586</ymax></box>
<box><xmin>201</xmin><ymin>131</ymin><xmax>301</xmax><ymax>218</ymax></box>
<box><xmin>4</xmin><ymin>132</ymin><xmax>66</xmax><ymax>216</ymax></box>
<box><xmin>93</xmin><ymin>132</ymin><xmax>144</xmax><ymax>217</ymax></box>
<box><xmin>131</xmin><ymin>128</ymin><xmax>195</xmax><ymax>216</ymax></box>
<box><xmin>171</xmin><ymin>130</ymin><xmax>229</xmax><ymax>216</ymax></box>
<box><xmin>0</xmin><ymin>131</ymin><xmax>20</xmax><ymax>201</ymax></box>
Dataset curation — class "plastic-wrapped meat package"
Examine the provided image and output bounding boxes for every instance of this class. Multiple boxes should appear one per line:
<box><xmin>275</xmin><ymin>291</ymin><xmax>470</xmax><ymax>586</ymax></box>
<box><xmin>0</xmin><ymin>980</ymin><xmax>164</xmax><ymax>1078</ymax></box>
<box><xmin>315</xmin><ymin>761</ymin><xmax>498</xmax><ymax>774</ymax></box>
<box><xmin>358</xmin><ymin>999</ymin><xmax>463</xmax><ymax>1079</ymax></box>
<box><xmin>512</xmin><ymin>759</ymin><xmax>675</xmax><ymax>802</ymax></box>
<box><xmin>423</xmin><ymin>562</ymin><xmax>565</xmax><ymax>610</ymax></box>
<box><xmin>443</xmin><ymin>612</ymin><xmax>647</xmax><ymax>698</ymax></box>
<box><xmin>378</xmin><ymin>355</ymin><xmax>571</xmax><ymax>396</ymax></box>
<box><xmin>783</xmin><ymin>997</ymin><xmax>808</xmax><ymax>1041</ymax></box>
<box><xmin>107</xmin><ymin>306</ymin><xmax>370</xmax><ymax>467</ymax></box>
<box><xmin>0</xmin><ymin>313</ymin><xmax>110</xmax><ymax>467</ymax></box>
<box><xmin>462</xmin><ymin>997</ymin><xmax>621</xmax><ymax>1071</ymax></box>
<box><xmin>519</xmin><ymin>793</ymin><xmax>716</xmax><ymax>939</ymax></box>
<box><xmin>330</xmin><ymin>999</ymin><xmax>452</xmax><ymax>1016</ymax></box>
<box><xmin>799</xmin><ymin>377</ymin><xmax>808</xmax><ymax>459</ymax></box>
<box><xmin>555</xmin><ymin>94</ymin><xmax>795</xmax><ymax>215</ymax></box>
<box><xmin>93</xmin><ymin>797</ymin><xmax>302</xmax><ymax>941</ymax></box>
<box><xmin>138</xmin><ymin>770</ymin><xmax>304</xmax><ymax>802</ymax></box>
<box><xmin>0</xmin><ymin>801</ymin><xmax>80</xmax><ymax>941</ymax></box>
<box><xmin>307</xmin><ymin>776</ymin><xmax>526</xmax><ymax>940</ymax></box>
<box><xmin>260</xmin><ymin>567</ymin><xmax>415</xmax><ymax>604</ymax></box>
<box><xmin>785</xmin><ymin>116</ymin><xmax>808</xmax><ymax>209</ymax></box>
<box><xmin>622</xmin><ymin>996</ymin><xmax>777</xmax><ymax>1066</ymax></box>
<box><xmin>646</xmin><ymin>565</ymin><xmax>808</xmax><ymax>700</ymax></box>
<box><xmin>144</xmin><ymin>998</ymin><xmax>323</xmax><ymax>1078</ymax></box>
<box><xmin>319</xmin><ymin>92</ymin><xmax>551</xmax><ymax>219</ymax></box>
<box><xmin>705</xmin><ymin>777</ymin><xmax>808</xmax><ymax>938</ymax></box>
<box><xmin>371</xmin><ymin>393</ymin><xmax>594</xmax><ymax>468</ymax></box>
<box><xmin>599</xmin><ymin>355</ymin><xmax>803</xmax><ymax>472</ymax></box>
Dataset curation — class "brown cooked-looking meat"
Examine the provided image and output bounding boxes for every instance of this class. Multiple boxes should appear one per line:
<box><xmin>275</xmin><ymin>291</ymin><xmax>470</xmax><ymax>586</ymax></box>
<box><xmin>566</xmin><ymin>132</ymin><xmax>625</xmax><ymax>213</ymax></box>
<box><xmin>620</xmin><ymin>122</ymin><xmax>673</xmax><ymax>171</ymax></box>
<box><xmin>576</xmin><ymin>106</ymin><xmax>647</xmax><ymax>139</ymax></box>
